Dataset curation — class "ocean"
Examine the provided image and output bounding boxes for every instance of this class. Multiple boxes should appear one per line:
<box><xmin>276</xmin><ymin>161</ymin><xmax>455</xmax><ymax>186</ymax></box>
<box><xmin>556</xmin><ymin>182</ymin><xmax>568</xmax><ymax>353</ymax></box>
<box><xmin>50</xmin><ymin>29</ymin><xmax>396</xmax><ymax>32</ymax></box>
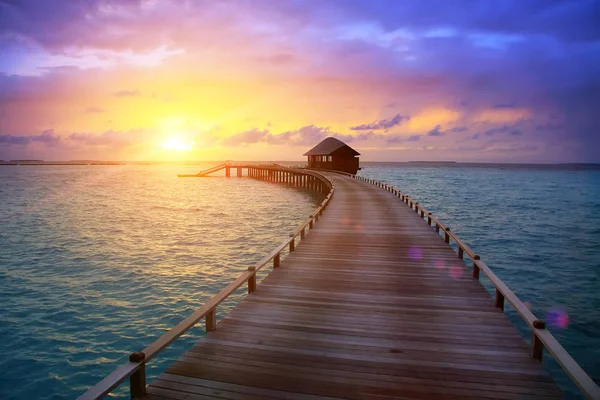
<box><xmin>0</xmin><ymin>162</ymin><xmax>599</xmax><ymax>399</ymax></box>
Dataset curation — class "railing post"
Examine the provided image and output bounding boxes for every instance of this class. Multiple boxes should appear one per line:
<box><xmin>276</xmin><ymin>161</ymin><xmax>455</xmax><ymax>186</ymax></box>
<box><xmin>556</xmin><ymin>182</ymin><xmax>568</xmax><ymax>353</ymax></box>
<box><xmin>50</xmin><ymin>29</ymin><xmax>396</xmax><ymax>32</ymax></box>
<box><xmin>458</xmin><ymin>247</ymin><xmax>464</xmax><ymax>259</ymax></box>
<box><xmin>206</xmin><ymin>309</ymin><xmax>217</xmax><ymax>331</ymax></box>
<box><xmin>427</xmin><ymin>213</ymin><xmax>432</xmax><ymax>225</ymax></box>
<box><xmin>289</xmin><ymin>234</ymin><xmax>295</xmax><ymax>252</ymax></box>
<box><xmin>309</xmin><ymin>217</ymin><xmax>314</xmax><ymax>229</ymax></box>
<box><xmin>129</xmin><ymin>352</ymin><xmax>146</xmax><ymax>399</ymax></box>
<box><xmin>444</xmin><ymin>228</ymin><xmax>450</xmax><ymax>243</ymax></box>
<box><xmin>300</xmin><ymin>227</ymin><xmax>305</xmax><ymax>239</ymax></box>
<box><xmin>472</xmin><ymin>255</ymin><xmax>480</xmax><ymax>279</ymax></box>
<box><xmin>435</xmin><ymin>223</ymin><xmax>440</xmax><ymax>233</ymax></box>
<box><xmin>274</xmin><ymin>253</ymin><xmax>280</xmax><ymax>268</ymax></box>
<box><xmin>531</xmin><ymin>320</ymin><xmax>545</xmax><ymax>361</ymax></box>
<box><xmin>248</xmin><ymin>266</ymin><xmax>256</xmax><ymax>293</ymax></box>
<box><xmin>495</xmin><ymin>288</ymin><xmax>505</xmax><ymax>310</ymax></box>
<box><xmin>414</xmin><ymin>203</ymin><xmax>419</xmax><ymax>214</ymax></box>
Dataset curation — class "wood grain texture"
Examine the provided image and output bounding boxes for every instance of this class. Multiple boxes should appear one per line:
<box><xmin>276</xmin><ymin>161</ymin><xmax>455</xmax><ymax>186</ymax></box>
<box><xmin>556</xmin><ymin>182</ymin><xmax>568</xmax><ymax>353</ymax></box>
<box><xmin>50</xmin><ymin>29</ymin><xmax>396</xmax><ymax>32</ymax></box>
<box><xmin>146</xmin><ymin>173</ymin><xmax>564</xmax><ymax>400</ymax></box>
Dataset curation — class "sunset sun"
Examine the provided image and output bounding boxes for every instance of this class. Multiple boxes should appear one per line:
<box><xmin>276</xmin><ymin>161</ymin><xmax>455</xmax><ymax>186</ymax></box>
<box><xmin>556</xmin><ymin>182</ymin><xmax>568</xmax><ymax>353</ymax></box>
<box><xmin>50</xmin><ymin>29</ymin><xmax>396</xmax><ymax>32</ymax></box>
<box><xmin>159</xmin><ymin>136</ymin><xmax>195</xmax><ymax>152</ymax></box>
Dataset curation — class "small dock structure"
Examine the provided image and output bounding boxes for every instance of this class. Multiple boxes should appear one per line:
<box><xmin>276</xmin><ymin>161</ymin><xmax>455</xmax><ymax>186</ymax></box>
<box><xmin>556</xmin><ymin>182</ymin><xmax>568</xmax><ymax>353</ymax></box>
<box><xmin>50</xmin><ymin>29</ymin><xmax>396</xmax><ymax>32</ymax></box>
<box><xmin>304</xmin><ymin>137</ymin><xmax>361</xmax><ymax>175</ymax></box>
<box><xmin>80</xmin><ymin>161</ymin><xmax>600</xmax><ymax>399</ymax></box>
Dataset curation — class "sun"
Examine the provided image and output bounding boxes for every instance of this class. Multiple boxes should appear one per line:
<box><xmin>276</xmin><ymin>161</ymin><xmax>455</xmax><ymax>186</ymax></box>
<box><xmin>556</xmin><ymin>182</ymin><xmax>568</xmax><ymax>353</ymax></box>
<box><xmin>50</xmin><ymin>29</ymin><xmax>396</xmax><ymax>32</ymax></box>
<box><xmin>159</xmin><ymin>136</ymin><xmax>195</xmax><ymax>151</ymax></box>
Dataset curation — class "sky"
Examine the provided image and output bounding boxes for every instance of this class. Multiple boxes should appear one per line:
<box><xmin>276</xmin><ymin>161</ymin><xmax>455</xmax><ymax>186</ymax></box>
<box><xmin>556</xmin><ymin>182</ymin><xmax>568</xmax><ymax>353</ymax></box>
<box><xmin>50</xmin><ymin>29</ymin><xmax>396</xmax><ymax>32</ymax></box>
<box><xmin>0</xmin><ymin>0</ymin><xmax>599</xmax><ymax>162</ymax></box>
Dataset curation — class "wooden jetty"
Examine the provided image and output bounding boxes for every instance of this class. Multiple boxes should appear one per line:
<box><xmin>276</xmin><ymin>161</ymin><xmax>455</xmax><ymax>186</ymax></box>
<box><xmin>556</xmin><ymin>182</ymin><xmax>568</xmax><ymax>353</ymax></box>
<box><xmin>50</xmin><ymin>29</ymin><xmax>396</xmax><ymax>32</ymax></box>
<box><xmin>80</xmin><ymin>164</ymin><xmax>600</xmax><ymax>400</ymax></box>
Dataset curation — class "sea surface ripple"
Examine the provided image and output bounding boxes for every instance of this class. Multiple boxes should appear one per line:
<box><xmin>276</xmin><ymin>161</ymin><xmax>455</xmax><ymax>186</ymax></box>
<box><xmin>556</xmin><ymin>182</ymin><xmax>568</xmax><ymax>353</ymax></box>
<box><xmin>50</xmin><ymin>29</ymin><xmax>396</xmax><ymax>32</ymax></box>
<box><xmin>0</xmin><ymin>164</ymin><xmax>321</xmax><ymax>399</ymax></box>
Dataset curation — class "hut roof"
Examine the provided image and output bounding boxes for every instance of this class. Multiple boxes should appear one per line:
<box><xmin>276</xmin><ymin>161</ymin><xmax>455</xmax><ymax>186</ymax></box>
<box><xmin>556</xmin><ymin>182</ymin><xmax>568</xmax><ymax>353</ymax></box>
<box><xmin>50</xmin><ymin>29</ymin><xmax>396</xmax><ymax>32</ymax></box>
<box><xmin>303</xmin><ymin>137</ymin><xmax>360</xmax><ymax>156</ymax></box>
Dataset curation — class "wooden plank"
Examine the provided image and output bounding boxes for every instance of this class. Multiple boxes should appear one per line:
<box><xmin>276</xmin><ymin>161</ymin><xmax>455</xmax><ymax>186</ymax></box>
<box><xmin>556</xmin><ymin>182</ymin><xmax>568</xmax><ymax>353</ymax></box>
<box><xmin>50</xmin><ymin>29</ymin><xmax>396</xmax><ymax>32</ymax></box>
<box><xmin>144</xmin><ymin>171</ymin><xmax>568</xmax><ymax>399</ymax></box>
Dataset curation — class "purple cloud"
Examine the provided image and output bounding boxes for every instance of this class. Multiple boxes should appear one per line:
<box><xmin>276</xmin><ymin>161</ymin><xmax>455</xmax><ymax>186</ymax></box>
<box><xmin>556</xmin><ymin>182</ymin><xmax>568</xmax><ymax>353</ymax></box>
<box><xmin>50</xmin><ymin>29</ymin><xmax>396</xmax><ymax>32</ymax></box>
<box><xmin>0</xmin><ymin>129</ymin><xmax>61</xmax><ymax>146</ymax></box>
<box><xmin>493</xmin><ymin>103</ymin><xmax>516</xmax><ymax>109</ymax></box>
<box><xmin>427</xmin><ymin>125</ymin><xmax>444</xmax><ymax>137</ymax></box>
<box><xmin>68</xmin><ymin>129</ymin><xmax>142</xmax><ymax>147</ymax></box>
<box><xmin>451</xmin><ymin>126</ymin><xmax>468</xmax><ymax>133</ymax></box>
<box><xmin>350</xmin><ymin>114</ymin><xmax>410</xmax><ymax>131</ymax></box>
<box><xmin>387</xmin><ymin>134</ymin><xmax>421</xmax><ymax>144</ymax></box>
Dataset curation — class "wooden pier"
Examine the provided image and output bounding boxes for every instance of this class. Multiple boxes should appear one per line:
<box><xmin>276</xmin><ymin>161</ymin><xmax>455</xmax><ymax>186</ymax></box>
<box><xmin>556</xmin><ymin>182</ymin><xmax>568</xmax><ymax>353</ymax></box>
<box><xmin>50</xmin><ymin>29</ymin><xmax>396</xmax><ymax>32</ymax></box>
<box><xmin>80</xmin><ymin>164</ymin><xmax>600</xmax><ymax>400</ymax></box>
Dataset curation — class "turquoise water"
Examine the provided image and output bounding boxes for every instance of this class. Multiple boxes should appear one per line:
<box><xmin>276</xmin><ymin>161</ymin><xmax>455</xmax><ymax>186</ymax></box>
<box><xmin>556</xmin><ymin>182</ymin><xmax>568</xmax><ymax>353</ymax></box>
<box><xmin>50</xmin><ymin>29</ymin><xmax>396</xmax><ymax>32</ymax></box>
<box><xmin>358</xmin><ymin>162</ymin><xmax>600</xmax><ymax>398</ymax></box>
<box><xmin>0</xmin><ymin>164</ymin><xmax>321</xmax><ymax>399</ymax></box>
<box><xmin>1</xmin><ymin>163</ymin><xmax>599</xmax><ymax>399</ymax></box>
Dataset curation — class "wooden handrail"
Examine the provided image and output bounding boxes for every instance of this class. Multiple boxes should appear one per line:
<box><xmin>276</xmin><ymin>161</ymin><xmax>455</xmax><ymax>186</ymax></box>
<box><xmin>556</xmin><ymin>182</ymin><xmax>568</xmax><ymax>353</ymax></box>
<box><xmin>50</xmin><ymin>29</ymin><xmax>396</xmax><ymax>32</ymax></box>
<box><xmin>79</xmin><ymin>168</ymin><xmax>334</xmax><ymax>400</ymax></box>
<box><xmin>353</xmin><ymin>174</ymin><xmax>600</xmax><ymax>400</ymax></box>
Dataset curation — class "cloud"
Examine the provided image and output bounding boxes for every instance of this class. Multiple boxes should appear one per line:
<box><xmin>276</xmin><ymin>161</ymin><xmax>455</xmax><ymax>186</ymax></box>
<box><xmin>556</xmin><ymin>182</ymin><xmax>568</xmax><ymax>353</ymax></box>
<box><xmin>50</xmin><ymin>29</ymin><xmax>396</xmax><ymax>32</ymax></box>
<box><xmin>387</xmin><ymin>134</ymin><xmax>421</xmax><ymax>144</ymax></box>
<box><xmin>0</xmin><ymin>134</ymin><xmax>30</xmax><ymax>145</ymax></box>
<box><xmin>535</xmin><ymin>122</ymin><xmax>564</xmax><ymax>131</ymax></box>
<box><xmin>493</xmin><ymin>103</ymin><xmax>516</xmax><ymax>109</ymax></box>
<box><xmin>217</xmin><ymin>125</ymin><xmax>383</xmax><ymax>147</ymax></box>
<box><xmin>483</xmin><ymin>125</ymin><xmax>523</xmax><ymax>137</ymax></box>
<box><xmin>220</xmin><ymin>125</ymin><xmax>333</xmax><ymax>147</ymax></box>
<box><xmin>427</xmin><ymin>125</ymin><xmax>444</xmax><ymax>136</ymax></box>
<box><xmin>508</xmin><ymin>129</ymin><xmax>523</xmax><ymax>136</ymax></box>
<box><xmin>0</xmin><ymin>129</ymin><xmax>61</xmax><ymax>146</ymax></box>
<box><xmin>350</xmin><ymin>114</ymin><xmax>410</xmax><ymax>131</ymax></box>
<box><xmin>113</xmin><ymin>90</ymin><xmax>141</xmax><ymax>98</ymax></box>
<box><xmin>68</xmin><ymin>129</ymin><xmax>142</xmax><ymax>147</ymax></box>
<box><xmin>85</xmin><ymin>106</ymin><xmax>105</xmax><ymax>114</ymax></box>
<box><xmin>451</xmin><ymin>126</ymin><xmax>468</xmax><ymax>133</ymax></box>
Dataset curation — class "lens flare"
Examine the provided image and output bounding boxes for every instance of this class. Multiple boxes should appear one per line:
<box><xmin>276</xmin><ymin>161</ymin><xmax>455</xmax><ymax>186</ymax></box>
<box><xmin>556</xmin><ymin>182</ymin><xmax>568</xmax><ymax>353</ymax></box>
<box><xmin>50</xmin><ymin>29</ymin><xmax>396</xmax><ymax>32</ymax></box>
<box><xmin>434</xmin><ymin>259</ymin><xmax>446</xmax><ymax>269</ymax></box>
<box><xmin>450</xmin><ymin>265</ymin><xmax>463</xmax><ymax>279</ymax></box>
<box><xmin>547</xmin><ymin>308</ymin><xmax>570</xmax><ymax>329</ymax></box>
<box><xmin>408</xmin><ymin>245</ymin><xmax>423</xmax><ymax>261</ymax></box>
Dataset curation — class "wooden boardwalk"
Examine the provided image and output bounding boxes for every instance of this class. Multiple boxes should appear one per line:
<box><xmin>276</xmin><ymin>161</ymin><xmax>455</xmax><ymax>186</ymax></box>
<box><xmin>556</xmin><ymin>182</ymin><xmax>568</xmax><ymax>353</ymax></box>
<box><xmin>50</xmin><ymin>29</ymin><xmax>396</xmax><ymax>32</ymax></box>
<box><xmin>143</xmin><ymin>172</ymin><xmax>563</xmax><ymax>400</ymax></box>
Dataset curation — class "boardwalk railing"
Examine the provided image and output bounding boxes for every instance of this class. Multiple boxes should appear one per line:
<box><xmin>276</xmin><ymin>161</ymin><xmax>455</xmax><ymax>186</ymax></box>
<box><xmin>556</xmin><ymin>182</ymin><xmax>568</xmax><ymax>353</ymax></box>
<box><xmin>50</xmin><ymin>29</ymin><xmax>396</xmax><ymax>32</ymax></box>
<box><xmin>79</xmin><ymin>167</ymin><xmax>334</xmax><ymax>400</ymax></box>
<box><xmin>353</xmin><ymin>174</ymin><xmax>600</xmax><ymax>400</ymax></box>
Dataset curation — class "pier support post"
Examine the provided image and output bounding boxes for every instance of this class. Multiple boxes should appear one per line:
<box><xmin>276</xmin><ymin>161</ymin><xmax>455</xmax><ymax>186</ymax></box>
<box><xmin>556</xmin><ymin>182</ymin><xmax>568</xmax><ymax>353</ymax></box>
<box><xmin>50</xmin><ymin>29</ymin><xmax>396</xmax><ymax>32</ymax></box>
<box><xmin>225</xmin><ymin>167</ymin><xmax>230</xmax><ymax>177</ymax></box>
<box><xmin>248</xmin><ymin>266</ymin><xmax>256</xmax><ymax>293</ymax></box>
<box><xmin>495</xmin><ymin>289</ymin><xmax>505</xmax><ymax>310</ymax></box>
<box><xmin>274</xmin><ymin>253</ymin><xmax>280</xmax><ymax>268</ymax></box>
<box><xmin>129</xmin><ymin>352</ymin><xmax>146</xmax><ymax>399</ymax></box>
<box><xmin>531</xmin><ymin>321</ymin><xmax>545</xmax><ymax>361</ymax></box>
<box><xmin>206</xmin><ymin>309</ymin><xmax>217</xmax><ymax>331</ymax></box>
<box><xmin>472</xmin><ymin>256</ymin><xmax>480</xmax><ymax>279</ymax></box>
<box><xmin>237</xmin><ymin>167</ymin><xmax>242</xmax><ymax>177</ymax></box>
